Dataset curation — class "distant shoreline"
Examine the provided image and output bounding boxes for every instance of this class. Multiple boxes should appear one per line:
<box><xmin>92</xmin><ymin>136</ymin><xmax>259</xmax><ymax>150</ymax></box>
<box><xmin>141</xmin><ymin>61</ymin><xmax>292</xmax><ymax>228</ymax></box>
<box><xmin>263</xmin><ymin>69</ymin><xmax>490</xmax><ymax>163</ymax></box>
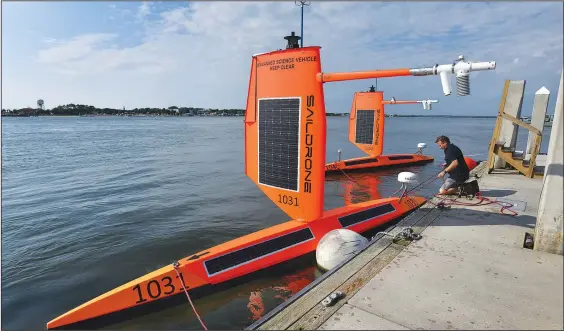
<box><xmin>2</xmin><ymin>113</ymin><xmax>497</xmax><ymax>119</ymax></box>
<box><xmin>2</xmin><ymin>104</ymin><xmax>497</xmax><ymax>118</ymax></box>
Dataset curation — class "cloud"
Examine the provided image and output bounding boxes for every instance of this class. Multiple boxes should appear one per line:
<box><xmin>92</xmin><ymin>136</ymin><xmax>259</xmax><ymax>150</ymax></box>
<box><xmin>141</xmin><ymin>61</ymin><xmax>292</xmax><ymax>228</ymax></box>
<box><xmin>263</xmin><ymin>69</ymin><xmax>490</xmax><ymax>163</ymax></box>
<box><xmin>137</xmin><ymin>2</ymin><xmax>151</xmax><ymax>20</ymax></box>
<box><xmin>42</xmin><ymin>37</ymin><xmax>57</xmax><ymax>44</ymax></box>
<box><xmin>38</xmin><ymin>34</ymin><xmax>117</xmax><ymax>63</ymax></box>
<box><xmin>37</xmin><ymin>33</ymin><xmax>169</xmax><ymax>76</ymax></box>
<box><xmin>5</xmin><ymin>2</ymin><xmax>564</xmax><ymax>114</ymax></box>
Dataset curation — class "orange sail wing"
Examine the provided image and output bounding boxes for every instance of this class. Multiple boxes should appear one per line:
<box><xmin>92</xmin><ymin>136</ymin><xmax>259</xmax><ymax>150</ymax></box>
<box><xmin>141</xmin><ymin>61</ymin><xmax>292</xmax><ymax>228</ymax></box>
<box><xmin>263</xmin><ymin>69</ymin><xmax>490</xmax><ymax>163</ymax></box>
<box><xmin>348</xmin><ymin>91</ymin><xmax>385</xmax><ymax>156</ymax></box>
<box><xmin>245</xmin><ymin>47</ymin><xmax>327</xmax><ymax>222</ymax></box>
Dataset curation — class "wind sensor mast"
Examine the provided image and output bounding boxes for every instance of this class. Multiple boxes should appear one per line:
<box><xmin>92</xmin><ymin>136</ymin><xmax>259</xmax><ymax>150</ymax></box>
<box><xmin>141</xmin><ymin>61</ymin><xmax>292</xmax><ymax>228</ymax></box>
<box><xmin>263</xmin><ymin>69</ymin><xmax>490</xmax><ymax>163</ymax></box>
<box><xmin>368</xmin><ymin>85</ymin><xmax>438</xmax><ymax>110</ymax></box>
<box><xmin>383</xmin><ymin>97</ymin><xmax>439</xmax><ymax>110</ymax></box>
<box><xmin>368</xmin><ymin>86</ymin><xmax>438</xmax><ymax>110</ymax></box>
<box><xmin>318</xmin><ymin>55</ymin><xmax>496</xmax><ymax>96</ymax></box>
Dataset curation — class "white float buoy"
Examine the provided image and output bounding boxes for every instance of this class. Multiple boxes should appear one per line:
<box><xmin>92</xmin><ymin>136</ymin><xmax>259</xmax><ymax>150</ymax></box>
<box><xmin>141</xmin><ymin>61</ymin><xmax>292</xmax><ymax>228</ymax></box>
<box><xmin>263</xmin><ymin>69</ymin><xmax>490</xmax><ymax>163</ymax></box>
<box><xmin>316</xmin><ymin>229</ymin><xmax>369</xmax><ymax>271</ymax></box>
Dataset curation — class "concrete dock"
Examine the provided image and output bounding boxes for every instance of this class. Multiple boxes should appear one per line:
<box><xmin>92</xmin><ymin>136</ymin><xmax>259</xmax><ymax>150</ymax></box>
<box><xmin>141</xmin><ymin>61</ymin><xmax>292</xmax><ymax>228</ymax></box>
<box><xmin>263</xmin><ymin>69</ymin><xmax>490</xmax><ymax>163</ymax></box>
<box><xmin>248</xmin><ymin>162</ymin><xmax>564</xmax><ymax>330</ymax></box>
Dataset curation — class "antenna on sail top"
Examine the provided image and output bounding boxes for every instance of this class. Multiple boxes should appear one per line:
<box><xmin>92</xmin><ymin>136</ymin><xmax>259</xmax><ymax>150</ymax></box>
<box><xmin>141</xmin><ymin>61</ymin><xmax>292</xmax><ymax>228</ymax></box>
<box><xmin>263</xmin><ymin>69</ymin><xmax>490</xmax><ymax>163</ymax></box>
<box><xmin>295</xmin><ymin>1</ymin><xmax>311</xmax><ymax>47</ymax></box>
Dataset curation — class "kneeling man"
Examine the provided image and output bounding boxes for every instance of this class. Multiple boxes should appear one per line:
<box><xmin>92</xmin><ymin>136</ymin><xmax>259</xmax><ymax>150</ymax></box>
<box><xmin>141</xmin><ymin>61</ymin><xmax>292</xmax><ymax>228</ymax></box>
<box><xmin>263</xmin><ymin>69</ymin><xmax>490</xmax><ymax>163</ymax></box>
<box><xmin>435</xmin><ymin>135</ymin><xmax>469</xmax><ymax>195</ymax></box>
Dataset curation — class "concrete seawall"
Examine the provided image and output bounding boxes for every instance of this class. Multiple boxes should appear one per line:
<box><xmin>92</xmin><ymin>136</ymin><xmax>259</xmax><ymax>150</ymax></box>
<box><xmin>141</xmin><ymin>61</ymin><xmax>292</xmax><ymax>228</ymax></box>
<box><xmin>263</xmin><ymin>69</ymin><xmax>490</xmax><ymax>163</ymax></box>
<box><xmin>249</xmin><ymin>162</ymin><xmax>563</xmax><ymax>330</ymax></box>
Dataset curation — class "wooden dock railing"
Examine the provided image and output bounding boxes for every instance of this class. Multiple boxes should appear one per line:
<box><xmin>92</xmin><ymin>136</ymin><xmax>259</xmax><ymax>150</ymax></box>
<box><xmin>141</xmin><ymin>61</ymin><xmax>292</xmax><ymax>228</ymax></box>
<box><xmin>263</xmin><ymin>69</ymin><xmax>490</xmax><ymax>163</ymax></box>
<box><xmin>486</xmin><ymin>80</ymin><xmax>543</xmax><ymax>178</ymax></box>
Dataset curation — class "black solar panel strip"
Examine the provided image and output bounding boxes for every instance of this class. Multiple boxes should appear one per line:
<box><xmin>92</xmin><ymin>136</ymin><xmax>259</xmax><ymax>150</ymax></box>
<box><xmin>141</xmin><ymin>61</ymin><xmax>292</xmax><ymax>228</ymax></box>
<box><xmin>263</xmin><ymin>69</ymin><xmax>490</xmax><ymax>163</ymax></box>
<box><xmin>258</xmin><ymin>98</ymin><xmax>300</xmax><ymax>191</ymax></box>
<box><xmin>355</xmin><ymin>109</ymin><xmax>375</xmax><ymax>145</ymax></box>
<box><xmin>344</xmin><ymin>157</ymin><xmax>379</xmax><ymax>166</ymax></box>
<box><xmin>337</xmin><ymin>203</ymin><xmax>396</xmax><ymax>228</ymax></box>
<box><xmin>388</xmin><ymin>155</ymin><xmax>414</xmax><ymax>161</ymax></box>
<box><xmin>204</xmin><ymin>227</ymin><xmax>314</xmax><ymax>276</ymax></box>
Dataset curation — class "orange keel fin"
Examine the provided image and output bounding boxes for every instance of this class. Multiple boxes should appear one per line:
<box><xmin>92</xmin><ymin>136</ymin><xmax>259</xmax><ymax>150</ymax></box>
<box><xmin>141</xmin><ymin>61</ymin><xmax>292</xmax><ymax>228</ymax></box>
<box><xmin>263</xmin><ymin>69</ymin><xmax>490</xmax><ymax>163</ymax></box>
<box><xmin>244</xmin><ymin>47</ymin><xmax>327</xmax><ymax>222</ymax></box>
<box><xmin>348</xmin><ymin>91</ymin><xmax>385</xmax><ymax>157</ymax></box>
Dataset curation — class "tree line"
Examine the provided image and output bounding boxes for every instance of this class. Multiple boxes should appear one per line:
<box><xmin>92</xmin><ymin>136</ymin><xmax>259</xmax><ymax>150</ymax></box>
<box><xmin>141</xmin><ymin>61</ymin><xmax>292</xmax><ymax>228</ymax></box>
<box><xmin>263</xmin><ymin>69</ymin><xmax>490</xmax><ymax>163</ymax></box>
<box><xmin>2</xmin><ymin>104</ymin><xmax>348</xmax><ymax>117</ymax></box>
<box><xmin>1</xmin><ymin>104</ymin><xmax>246</xmax><ymax>117</ymax></box>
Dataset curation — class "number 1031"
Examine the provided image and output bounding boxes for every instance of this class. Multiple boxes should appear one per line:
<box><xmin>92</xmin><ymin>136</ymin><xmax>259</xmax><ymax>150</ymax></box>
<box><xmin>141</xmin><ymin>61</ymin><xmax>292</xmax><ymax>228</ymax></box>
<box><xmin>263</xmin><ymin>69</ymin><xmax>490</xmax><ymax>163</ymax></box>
<box><xmin>278</xmin><ymin>194</ymin><xmax>299</xmax><ymax>206</ymax></box>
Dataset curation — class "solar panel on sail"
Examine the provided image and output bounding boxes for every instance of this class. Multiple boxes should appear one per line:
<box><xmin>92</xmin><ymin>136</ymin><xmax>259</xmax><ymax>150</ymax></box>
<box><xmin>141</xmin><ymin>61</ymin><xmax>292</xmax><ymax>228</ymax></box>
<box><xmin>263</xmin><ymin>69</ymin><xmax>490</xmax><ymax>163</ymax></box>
<box><xmin>355</xmin><ymin>109</ymin><xmax>374</xmax><ymax>145</ymax></box>
<box><xmin>258</xmin><ymin>98</ymin><xmax>300</xmax><ymax>191</ymax></box>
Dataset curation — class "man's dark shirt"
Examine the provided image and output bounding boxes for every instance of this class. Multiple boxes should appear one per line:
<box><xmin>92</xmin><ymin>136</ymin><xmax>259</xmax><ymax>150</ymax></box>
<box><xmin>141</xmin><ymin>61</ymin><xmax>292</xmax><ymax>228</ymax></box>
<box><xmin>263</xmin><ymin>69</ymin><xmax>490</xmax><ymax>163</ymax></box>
<box><xmin>444</xmin><ymin>143</ymin><xmax>469</xmax><ymax>182</ymax></box>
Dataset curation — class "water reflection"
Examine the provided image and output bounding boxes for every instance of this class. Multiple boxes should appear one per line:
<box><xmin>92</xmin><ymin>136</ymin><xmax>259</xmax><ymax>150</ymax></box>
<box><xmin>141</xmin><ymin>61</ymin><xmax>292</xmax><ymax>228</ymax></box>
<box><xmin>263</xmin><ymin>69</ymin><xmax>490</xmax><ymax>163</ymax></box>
<box><xmin>247</xmin><ymin>266</ymin><xmax>320</xmax><ymax>321</ymax></box>
<box><xmin>326</xmin><ymin>172</ymin><xmax>383</xmax><ymax>205</ymax></box>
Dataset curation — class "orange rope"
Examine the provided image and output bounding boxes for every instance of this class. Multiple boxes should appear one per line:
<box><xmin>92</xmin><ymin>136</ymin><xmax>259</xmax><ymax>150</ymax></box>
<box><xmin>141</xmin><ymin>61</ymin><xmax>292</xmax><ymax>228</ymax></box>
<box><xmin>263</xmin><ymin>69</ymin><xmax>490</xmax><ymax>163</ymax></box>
<box><xmin>173</xmin><ymin>262</ymin><xmax>208</xmax><ymax>330</ymax></box>
<box><xmin>430</xmin><ymin>193</ymin><xmax>518</xmax><ymax>216</ymax></box>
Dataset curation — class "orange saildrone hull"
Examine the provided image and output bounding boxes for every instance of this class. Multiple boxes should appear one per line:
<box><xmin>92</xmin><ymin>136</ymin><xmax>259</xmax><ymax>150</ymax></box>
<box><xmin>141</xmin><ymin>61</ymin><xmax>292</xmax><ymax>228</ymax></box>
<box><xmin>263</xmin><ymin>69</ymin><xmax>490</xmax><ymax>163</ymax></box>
<box><xmin>46</xmin><ymin>196</ymin><xmax>425</xmax><ymax>329</ymax></box>
<box><xmin>326</xmin><ymin>154</ymin><xmax>434</xmax><ymax>173</ymax></box>
<box><xmin>326</xmin><ymin>88</ymin><xmax>434</xmax><ymax>173</ymax></box>
<box><xmin>47</xmin><ymin>36</ymin><xmax>430</xmax><ymax>330</ymax></box>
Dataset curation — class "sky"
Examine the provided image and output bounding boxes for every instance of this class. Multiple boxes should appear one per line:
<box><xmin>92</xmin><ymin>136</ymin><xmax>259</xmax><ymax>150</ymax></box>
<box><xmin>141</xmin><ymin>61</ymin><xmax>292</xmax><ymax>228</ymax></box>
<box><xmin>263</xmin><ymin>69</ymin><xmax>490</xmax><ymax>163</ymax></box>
<box><xmin>2</xmin><ymin>1</ymin><xmax>563</xmax><ymax>116</ymax></box>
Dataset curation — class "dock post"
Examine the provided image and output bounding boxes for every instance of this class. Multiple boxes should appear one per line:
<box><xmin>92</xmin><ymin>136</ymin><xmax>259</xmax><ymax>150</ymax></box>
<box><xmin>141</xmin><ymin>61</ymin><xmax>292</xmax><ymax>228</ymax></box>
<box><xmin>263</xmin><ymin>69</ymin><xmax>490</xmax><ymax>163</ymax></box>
<box><xmin>494</xmin><ymin>80</ymin><xmax>526</xmax><ymax>168</ymax></box>
<box><xmin>534</xmin><ymin>68</ymin><xmax>563</xmax><ymax>255</ymax></box>
<box><xmin>525</xmin><ymin>87</ymin><xmax>550</xmax><ymax>159</ymax></box>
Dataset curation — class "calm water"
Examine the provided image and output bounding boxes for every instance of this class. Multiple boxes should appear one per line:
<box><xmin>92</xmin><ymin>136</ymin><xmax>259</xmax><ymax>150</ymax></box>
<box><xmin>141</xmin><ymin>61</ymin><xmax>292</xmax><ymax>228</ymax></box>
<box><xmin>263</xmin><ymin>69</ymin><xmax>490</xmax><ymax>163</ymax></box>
<box><xmin>1</xmin><ymin>116</ymin><xmax>552</xmax><ymax>330</ymax></box>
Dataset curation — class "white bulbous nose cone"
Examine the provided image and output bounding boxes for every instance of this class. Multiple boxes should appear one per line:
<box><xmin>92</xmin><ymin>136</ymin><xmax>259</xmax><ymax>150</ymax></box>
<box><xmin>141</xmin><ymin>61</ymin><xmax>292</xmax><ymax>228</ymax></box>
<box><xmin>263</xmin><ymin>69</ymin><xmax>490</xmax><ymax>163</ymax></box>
<box><xmin>316</xmin><ymin>229</ymin><xmax>369</xmax><ymax>271</ymax></box>
<box><xmin>398</xmin><ymin>171</ymin><xmax>418</xmax><ymax>184</ymax></box>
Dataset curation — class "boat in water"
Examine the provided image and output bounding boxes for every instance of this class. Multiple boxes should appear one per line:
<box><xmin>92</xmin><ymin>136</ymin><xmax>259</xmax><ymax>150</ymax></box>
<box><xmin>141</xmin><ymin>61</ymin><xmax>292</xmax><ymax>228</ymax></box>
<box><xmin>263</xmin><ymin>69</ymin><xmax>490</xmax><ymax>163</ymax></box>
<box><xmin>325</xmin><ymin>86</ymin><xmax>437</xmax><ymax>173</ymax></box>
<box><xmin>520</xmin><ymin>114</ymin><xmax>553</xmax><ymax>127</ymax></box>
<box><xmin>46</xmin><ymin>31</ymin><xmax>496</xmax><ymax>330</ymax></box>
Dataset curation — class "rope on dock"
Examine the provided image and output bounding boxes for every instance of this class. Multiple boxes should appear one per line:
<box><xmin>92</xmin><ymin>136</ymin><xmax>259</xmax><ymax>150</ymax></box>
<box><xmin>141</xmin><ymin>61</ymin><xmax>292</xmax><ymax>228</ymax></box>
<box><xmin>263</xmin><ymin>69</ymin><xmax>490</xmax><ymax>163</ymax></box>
<box><xmin>373</xmin><ymin>227</ymin><xmax>423</xmax><ymax>242</ymax></box>
<box><xmin>430</xmin><ymin>193</ymin><xmax>518</xmax><ymax>216</ymax></box>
